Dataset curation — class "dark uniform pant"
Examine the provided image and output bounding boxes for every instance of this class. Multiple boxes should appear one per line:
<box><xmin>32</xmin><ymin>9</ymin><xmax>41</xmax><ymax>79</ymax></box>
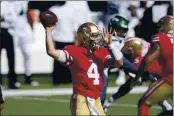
<box><xmin>0</xmin><ymin>28</ymin><xmax>17</xmax><ymax>87</ymax></box>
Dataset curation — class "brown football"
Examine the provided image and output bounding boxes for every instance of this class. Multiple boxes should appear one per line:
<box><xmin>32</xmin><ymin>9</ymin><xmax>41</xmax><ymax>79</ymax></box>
<box><xmin>39</xmin><ymin>11</ymin><xmax>58</xmax><ymax>27</ymax></box>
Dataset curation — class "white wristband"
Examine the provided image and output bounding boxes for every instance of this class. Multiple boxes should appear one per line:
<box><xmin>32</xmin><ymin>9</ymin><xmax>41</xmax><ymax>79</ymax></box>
<box><xmin>108</xmin><ymin>43</ymin><xmax>123</xmax><ymax>60</ymax></box>
<box><xmin>56</xmin><ymin>50</ymin><xmax>66</xmax><ymax>63</ymax></box>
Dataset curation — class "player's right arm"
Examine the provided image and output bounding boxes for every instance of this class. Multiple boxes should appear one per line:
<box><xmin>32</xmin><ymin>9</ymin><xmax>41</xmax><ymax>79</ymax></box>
<box><xmin>45</xmin><ymin>26</ymin><xmax>67</xmax><ymax>63</ymax></box>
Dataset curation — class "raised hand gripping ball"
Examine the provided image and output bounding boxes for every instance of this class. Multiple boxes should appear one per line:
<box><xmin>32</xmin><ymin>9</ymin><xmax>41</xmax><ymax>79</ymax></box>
<box><xmin>39</xmin><ymin>11</ymin><xmax>58</xmax><ymax>27</ymax></box>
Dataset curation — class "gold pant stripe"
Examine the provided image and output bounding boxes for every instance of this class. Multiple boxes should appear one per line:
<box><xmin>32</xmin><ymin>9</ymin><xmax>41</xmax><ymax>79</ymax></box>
<box><xmin>71</xmin><ymin>94</ymin><xmax>77</xmax><ymax>116</ymax></box>
<box><xmin>143</xmin><ymin>80</ymin><xmax>164</xmax><ymax>102</ymax></box>
<box><xmin>140</xmin><ymin>79</ymin><xmax>173</xmax><ymax>106</ymax></box>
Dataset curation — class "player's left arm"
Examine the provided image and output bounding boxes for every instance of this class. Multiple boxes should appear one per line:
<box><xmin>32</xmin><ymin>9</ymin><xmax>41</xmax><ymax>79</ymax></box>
<box><xmin>103</xmin><ymin>28</ymin><xmax>123</xmax><ymax>68</ymax></box>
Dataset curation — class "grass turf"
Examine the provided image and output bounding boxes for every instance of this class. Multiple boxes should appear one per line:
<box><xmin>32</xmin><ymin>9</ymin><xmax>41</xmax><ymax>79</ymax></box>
<box><xmin>2</xmin><ymin>94</ymin><xmax>162</xmax><ymax>116</ymax></box>
<box><xmin>1</xmin><ymin>74</ymin><xmax>120</xmax><ymax>89</ymax></box>
<box><xmin>1</xmin><ymin>74</ymin><xmax>172</xmax><ymax>116</ymax></box>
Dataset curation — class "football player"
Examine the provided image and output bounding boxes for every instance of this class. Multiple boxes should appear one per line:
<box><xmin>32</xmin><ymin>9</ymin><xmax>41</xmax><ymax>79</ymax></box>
<box><xmin>122</xmin><ymin>37</ymin><xmax>172</xmax><ymax>111</ymax></box>
<box><xmin>101</xmin><ymin>15</ymin><xmax>156</xmax><ymax>106</ymax></box>
<box><xmin>131</xmin><ymin>15</ymin><xmax>173</xmax><ymax>116</ymax></box>
<box><xmin>100</xmin><ymin>15</ymin><xmax>128</xmax><ymax>105</ymax></box>
<box><xmin>122</xmin><ymin>37</ymin><xmax>163</xmax><ymax>77</ymax></box>
<box><xmin>103</xmin><ymin>36</ymin><xmax>172</xmax><ymax>112</ymax></box>
<box><xmin>0</xmin><ymin>83</ymin><xmax>4</xmax><ymax>110</ymax></box>
<box><xmin>44</xmin><ymin>22</ymin><xmax>124</xmax><ymax>115</ymax></box>
<box><xmin>11</xmin><ymin>1</ymin><xmax>38</xmax><ymax>86</ymax></box>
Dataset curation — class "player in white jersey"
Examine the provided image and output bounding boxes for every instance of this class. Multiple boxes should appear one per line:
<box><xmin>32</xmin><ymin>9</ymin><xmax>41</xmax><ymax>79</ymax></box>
<box><xmin>101</xmin><ymin>15</ymin><xmax>152</xmax><ymax>105</ymax></box>
<box><xmin>108</xmin><ymin>15</ymin><xmax>127</xmax><ymax>85</ymax></box>
<box><xmin>110</xmin><ymin>27</ymin><xmax>126</xmax><ymax>86</ymax></box>
<box><xmin>10</xmin><ymin>1</ymin><xmax>38</xmax><ymax>86</ymax></box>
<box><xmin>100</xmin><ymin>15</ymin><xmax>128</xmax><ymax>104</ymax></box>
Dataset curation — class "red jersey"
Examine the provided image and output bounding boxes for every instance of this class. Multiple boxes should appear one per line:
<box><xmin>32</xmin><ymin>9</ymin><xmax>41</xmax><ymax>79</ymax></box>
<box><xmin>130</xmin><ymin>38</ymin><xmax>163</xmax><ymax>77</ymax></box>
<box><xmin>63</xmin><ymin>45</ymin><xmax>110</xmax><ymax>99</ymax></box>
<box><xmin>133</xmin><ymin>54</ymin><xmax>163</xmax><ymax>78</ymax></box>
<box><xmin>151</xmin><ymin>33</ymin><xmax>173</xmax><ymax>85</ymax></box>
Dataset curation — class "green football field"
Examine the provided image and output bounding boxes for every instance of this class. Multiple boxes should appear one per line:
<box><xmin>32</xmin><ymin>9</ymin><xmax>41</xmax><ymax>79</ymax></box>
<box><xmin>2</xmin><ymin>94</ymin><xmax>163</xmax><ymax>116</ymax></box>
<box><xmin>1</xmin><ymin>75</ymin><xmax>172</xmax><ymax>116</ymax></box>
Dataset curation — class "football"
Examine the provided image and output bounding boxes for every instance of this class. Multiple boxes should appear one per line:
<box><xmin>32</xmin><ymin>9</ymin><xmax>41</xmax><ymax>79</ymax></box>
<box><xmin>39</xmin><ymin>11</ymin><xmax>58</xmax><ymax>27</ymax></box>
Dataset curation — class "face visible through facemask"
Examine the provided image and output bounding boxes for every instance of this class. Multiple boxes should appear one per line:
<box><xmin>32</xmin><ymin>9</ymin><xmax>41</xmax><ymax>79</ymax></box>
<box><xmin>89</xmin><ymin>37</ymin><xmax>104</xmax><ymax>51</ymax></box>
<box><xmin>82</xmin><ymin>30</ymin><xmax>103</xmax><ymax>51</ymax></box>
<box><xmin>111</xmin><ymin>27</ymin><xmax>127</xmax><ymax>41</ymax></box>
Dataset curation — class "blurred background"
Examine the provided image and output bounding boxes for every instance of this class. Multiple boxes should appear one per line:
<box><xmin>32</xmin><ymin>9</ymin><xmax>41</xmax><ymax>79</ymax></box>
<box><xmin>0</xmin><ymin>1</ymin><xmax>173</xmax><ymax>115</ymax></box>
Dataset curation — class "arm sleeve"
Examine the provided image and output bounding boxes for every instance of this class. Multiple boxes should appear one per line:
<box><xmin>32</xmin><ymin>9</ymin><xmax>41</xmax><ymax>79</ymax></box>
<box><xmin>55</xmin><ymin>50</ymin><xmax>66</xmax><ymax>63</ymax></box>
<box><xmin>61</xmin><ymin>45</ymin><xmax>74</xmax><ymax>66</ymax></box>
<box><xmin>121</xmin><ymin>56</ymin><xmax>157</xmax><ymax>82</ymax></box>
<box><xmin>121</xmin><ymin>56</ymin><xmax>138</xmax><ymax>73</ymax></box>
<box><xmin>151</xmin><ymin>35</ymin><xmax>160</xmax><ymax>43</ymax></box>
<box><xmin>108</xmin><ymin>43</ymin><xmax>123</xmax><ymax>60</ymax></box>
<box><xmin>103</xmin><ymin>43</ymin><xmax>123</xmax><ymax>68</ymax></box>
<box><xmin>104</xmin><ymin>54</ymin><xmax>115</xmax><ymax>68</ymax></box>
<box><xmin>55</xmin><ymin>49</ymin><xmax>73</xmax><ymax>66</ymax></box>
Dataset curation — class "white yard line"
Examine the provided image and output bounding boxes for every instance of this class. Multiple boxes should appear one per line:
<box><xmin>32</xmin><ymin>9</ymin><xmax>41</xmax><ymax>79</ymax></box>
<box><xmin>3</xmin><ymin>86</ymin><xmax>148</xmax><ymax>97</ymax></box>
<box><xmin>10</xmin><ymin>96</ymin><xmax>161</xmax><ymax>110</ymax></box>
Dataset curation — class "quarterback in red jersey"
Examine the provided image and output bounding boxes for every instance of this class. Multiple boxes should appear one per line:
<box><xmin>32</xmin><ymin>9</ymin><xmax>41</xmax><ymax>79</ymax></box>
<box><xmin>44</xmin><ymin>22</ymin><xmax>123</xmax><ymax>115</ymax></box>
<box><xmin>131</xmin><ymin>15</ymin><xmax>173</xmax><ymax>116</ymax></box>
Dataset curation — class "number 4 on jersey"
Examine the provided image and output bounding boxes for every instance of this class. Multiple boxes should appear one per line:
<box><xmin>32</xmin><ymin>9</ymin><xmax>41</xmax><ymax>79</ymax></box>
<box><xmin>87</xmin><ymin>63</ymin><xmax>100</xmax><ymax>85</ymax></box>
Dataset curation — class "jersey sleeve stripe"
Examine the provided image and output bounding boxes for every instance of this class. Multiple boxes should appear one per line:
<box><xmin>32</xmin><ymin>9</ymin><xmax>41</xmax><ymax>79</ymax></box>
<box><xmin>63</xmin><ymin>50</ymin><xmax>69</xmax><ymax>61</ymax></box>
<box><xmin>151</xmin><ymin>39</ymin><xmax>159</xmax><ymax>42</ymax></box>
<box><xmin>105</xmin><ymin>55</ymin><xmax>111</xmax><ymax>60</ymax></box>
<box><xmin>62</xmin><ymin>50</ymin><xmax>72</xmax><ymax>65</ymax></box>
<box><xmin>151</xmin><ymin>36</ymin><xmax>160</xmax><ymax>43</ymax></box>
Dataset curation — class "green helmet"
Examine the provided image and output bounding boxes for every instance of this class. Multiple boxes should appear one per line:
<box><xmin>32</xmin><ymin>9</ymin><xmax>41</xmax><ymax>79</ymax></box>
<box><xmin>108</xmin><ymin>15</ymin><xmax>129</xmax><ymax>37</ymax></box>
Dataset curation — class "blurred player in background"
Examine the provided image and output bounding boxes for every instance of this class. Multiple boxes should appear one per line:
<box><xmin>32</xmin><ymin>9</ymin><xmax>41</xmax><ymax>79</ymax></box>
<box><xmin>101</xmin><ymin>15</ymin><xmax>156</xmax><ymax>106</ymax></box>
<box><xmin>0</xmin><ymin>1</ymin><xmax>19</xmax><ymax>89</ymax></box>
<box><xmin>103</xmin><ymin>36</ymin><xmax>172</xmax><ymax>112</ymax></box>
<box><xmin>0</xmin><ymin>83</ymin><xmax>4</xmax><ymax>111</ymax></box>
<box><xmin>44</xmin><ymin>20</ymin><xmax>125</xmax><ymax>115</ymax></box>
<box><xmin>131</xmin><ymin>15</ymin><xmax>173</xmax><ymax>116</ymax></box>
<box><xmin>11</xmin><ymin>1</ymin><xmax>38</xmax><ymax>86</ymax></box>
